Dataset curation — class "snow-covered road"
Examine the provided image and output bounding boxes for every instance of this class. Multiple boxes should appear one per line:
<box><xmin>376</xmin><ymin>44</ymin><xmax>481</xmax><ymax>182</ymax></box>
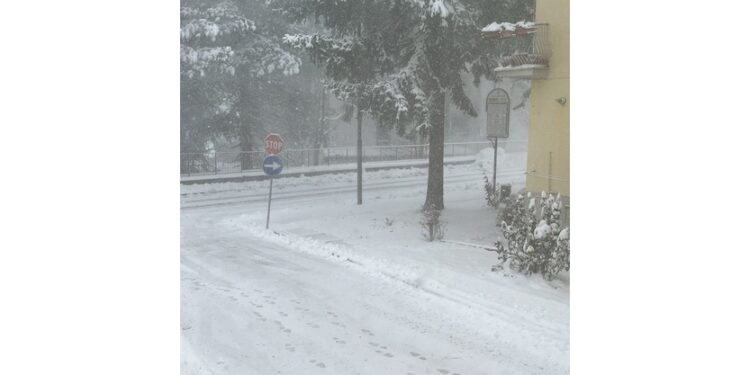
<box><xmin>182</xmin><ymin>220</ymin><xmax>545</xmax><ymax>374</ymax></box>
<box><xmin>180</xmin><ymin>168</ymin><xmax>524</xmax><ymax>209</ymax></box>
<box><xmin>181</xmin><ymin>152</ymin><xmax>569</xmax><ymax>374</ymax></box>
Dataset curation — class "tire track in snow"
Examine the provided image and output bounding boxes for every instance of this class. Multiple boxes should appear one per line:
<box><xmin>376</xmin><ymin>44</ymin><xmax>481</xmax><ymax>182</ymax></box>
<box><xmin>181</xmin><ymin>169</ymin><xmax>525</xmax><ymax>209</ymax></box>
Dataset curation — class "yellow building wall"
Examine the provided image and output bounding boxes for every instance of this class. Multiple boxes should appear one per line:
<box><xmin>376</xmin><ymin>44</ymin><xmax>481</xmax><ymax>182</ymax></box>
<box><xmin>526</xmin><ymin>0</ymin><xmax>570</xmax><ymax>196</ymax></box>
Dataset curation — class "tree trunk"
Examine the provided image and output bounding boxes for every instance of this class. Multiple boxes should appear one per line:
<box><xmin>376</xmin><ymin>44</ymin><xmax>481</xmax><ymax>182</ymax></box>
<box><xmin>238</xmin><ymin>76</ymin><xmax>258</xmax><ymax>171</ymax></box>
<box><xmin>312</xmin><ymin>85</ymin><xmax>327</xmax><ymax>166</ymax></box>
<box><xmin>424</xmin><ymin>91</ymin><xmax>445</xmax><ymax>211</ymax></box>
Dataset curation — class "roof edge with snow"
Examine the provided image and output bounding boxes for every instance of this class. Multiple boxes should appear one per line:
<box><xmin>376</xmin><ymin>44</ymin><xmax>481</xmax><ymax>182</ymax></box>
<box><xmin>481</xmin><ymin>21</ymin><xmax>536</xmax><ymax>38</ymax></box>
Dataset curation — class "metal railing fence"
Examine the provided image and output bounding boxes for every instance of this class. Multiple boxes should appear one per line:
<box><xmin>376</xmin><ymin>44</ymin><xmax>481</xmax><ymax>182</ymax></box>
<box><xmin>497</xmin><ymin>23</ymin><xmax>551</xmax><ymax>68</ymax></box>
<box><xmin>181</xmin><ymin>140</ymin><xmax>527</xmax><ymax>176</ymax></box>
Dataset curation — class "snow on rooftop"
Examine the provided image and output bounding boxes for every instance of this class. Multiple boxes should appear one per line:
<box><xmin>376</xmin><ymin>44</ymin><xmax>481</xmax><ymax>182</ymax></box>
<box><xmin>494</xmin><ymin>64</ymin><xmax>547</xmax><ymax>70</ymax></box>
<box><xmin>481</xmin><ymin>20</ymin><xmax>535</xmax><ymax>33</ymax></box>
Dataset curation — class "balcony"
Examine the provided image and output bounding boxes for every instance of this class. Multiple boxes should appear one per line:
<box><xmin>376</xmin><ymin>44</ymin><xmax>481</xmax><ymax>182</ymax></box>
<box><xmin>482</xmin><ymin>22</ymin><xmax>551</xmax><ymax>80</ymax></box>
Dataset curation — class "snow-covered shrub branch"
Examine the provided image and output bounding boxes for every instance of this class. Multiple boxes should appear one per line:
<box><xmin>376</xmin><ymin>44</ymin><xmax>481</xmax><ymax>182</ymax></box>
<box><xmin>483</xmin><ymin>175</ymin><xmax>502</xmax><ymax>208</ymax></box>
<box><xmin>493</xmin><ymin>192</ymin><xmax>570</xmax><ymax>281</ymax></box>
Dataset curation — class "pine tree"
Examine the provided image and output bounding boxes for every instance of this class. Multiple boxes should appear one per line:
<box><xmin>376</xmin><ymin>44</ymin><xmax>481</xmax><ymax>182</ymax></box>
<box><xmin>280</xmin><ymin>0</ymin><xmax>532</xmax><ymax>209</ymax></box>
<box><xmin>181</xmin><ymin>0</ymin><xmax>302</xmax><ymax>170</ymax></box>
<box><xmin>280</xmin><ymin>0</ymin><xmax>415</xmax><ymax>204</ymax></box>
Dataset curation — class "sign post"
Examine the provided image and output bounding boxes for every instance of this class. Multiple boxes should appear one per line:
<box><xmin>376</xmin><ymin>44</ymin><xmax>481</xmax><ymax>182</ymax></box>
<box><xmin>486</xmin><ymin>88</ymin><xmax>511</xmax><ymax>191</ymax></box>
<box><xmin>263</xmin><ymin>154</ymin><xmax>283</xmax><ymax>229</ymax></box>
<box><xmin>262</xmin><ymin>132</ymin><xmax>285</xmax><ymax>230</ymax></box>
<box><xmin>266</xmin><ymin>175</ymin><xmax>274</xmax><ymax>229</ymax></box>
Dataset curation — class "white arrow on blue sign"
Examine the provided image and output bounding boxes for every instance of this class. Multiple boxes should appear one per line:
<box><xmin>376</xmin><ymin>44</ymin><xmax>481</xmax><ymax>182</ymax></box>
<box><xmin>262</xmin><ymin>155</ymin><xmax>283</xmax><ymax>176</ymax></box>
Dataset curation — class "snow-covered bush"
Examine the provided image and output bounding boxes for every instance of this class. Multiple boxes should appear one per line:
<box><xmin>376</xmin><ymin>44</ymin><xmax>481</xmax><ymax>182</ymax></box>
<box><xmin>483</xmin><ymin>176</ymin><xmax>511</xmax><ymax>208</ymax></box>
<box><xmin>421</xmin><ymin>204</ymin><xmax>446</xmax><ymax>242</ymax></box>
<box><xmin>493</xmin><ymin>192</ymin><xmax>569</xmax><ymax>280</ymax></box>
<box><xmin>483</xmin><ymin>175</ymin><xmax>502</xmax><ymax>208</ymax></box>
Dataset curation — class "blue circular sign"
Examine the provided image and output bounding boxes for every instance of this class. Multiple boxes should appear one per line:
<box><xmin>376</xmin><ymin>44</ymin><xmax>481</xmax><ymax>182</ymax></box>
<box><xmin>262</xmin><ymin>155</ymin><xmax>283</xmax><ymax>176</ymax></box>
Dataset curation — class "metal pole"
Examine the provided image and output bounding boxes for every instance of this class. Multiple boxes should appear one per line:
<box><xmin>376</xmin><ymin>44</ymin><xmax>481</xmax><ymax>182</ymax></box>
<box><xmin>492</xmin><ymin>138</ymin><xmax>498</xmax><ymax>192</ymax></box>
<box><xmin>214</xmin><ymin>152</ymin><xmax>218</xmax><ymax>174</ymax></box>
<box><xmin>266</xmin><ymin>177</ymin><xmax>274</xmax><ymax>229</ymax></box>
<box><xmin>357</xmin><ymin>106</ymin><xmax>362</xmax><ymax>205</ymax></box>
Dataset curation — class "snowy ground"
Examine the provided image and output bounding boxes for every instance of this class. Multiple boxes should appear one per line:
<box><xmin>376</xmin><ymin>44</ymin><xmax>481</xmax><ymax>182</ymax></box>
<box><xmin>181</xmin><ymin>149</ymin><xmax>569</xmax><ymax>374</ymax></box>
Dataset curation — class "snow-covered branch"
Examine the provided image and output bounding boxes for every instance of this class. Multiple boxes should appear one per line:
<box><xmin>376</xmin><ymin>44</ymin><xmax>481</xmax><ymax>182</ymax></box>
<box><xmin>180</xmin><ymin>6</ymin><xmax>256</xmax><ymax>43</ymax></box>
<box><xmin>181</xmin><ymin>46</ymin><xmax>236</xmax><ymax>78</ymax></box>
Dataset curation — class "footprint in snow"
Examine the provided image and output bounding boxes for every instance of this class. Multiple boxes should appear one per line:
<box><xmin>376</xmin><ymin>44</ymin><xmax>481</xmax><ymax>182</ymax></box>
<box><xmin>309</xmin><ymin>359</ymin><xmax>326</xmax><ymax>368</ymax></box>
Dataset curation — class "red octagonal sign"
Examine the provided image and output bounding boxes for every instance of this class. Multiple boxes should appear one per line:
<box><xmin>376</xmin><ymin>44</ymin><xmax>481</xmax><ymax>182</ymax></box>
<box><xmin>264</xmin><ymin>133</ymin><xmax>284</xmax><ymax>155</ymax></box>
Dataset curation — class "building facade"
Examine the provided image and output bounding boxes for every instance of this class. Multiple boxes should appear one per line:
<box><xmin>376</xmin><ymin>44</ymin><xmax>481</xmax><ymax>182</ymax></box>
<box><xmin>526</xmin><ymin>0</ymin><xmax>569</xmax><ymax>196</ymax></box>
<box><xmin>489</xmin><ymin>0</ymin><xmax>570</xmax><ymax>197</ymax></box>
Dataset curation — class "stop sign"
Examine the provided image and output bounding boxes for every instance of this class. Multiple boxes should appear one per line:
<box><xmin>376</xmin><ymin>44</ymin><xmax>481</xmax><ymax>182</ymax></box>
<box><xmin>264</xmin><ymin>133</ymin><xmax>284</xmax><ymax>155</ymax></box>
